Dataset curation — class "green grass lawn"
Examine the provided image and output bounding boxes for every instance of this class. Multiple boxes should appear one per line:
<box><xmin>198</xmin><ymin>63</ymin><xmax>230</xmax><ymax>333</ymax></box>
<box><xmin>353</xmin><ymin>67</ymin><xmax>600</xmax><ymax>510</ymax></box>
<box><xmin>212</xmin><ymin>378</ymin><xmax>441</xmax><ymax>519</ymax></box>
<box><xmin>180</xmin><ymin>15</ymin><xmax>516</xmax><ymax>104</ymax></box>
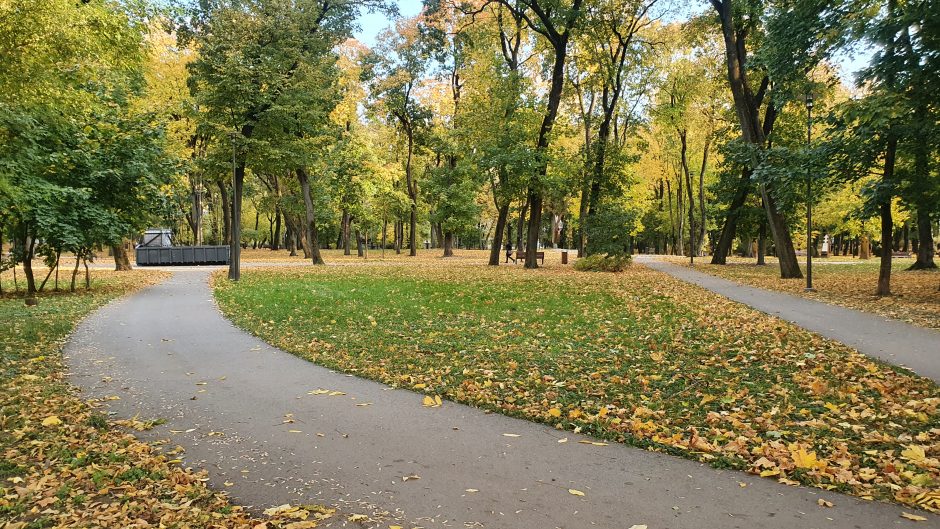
<box><xmin>215</xmin><ymin>262</ymin><xmax>940</xmax><ymax>512</ymax></box>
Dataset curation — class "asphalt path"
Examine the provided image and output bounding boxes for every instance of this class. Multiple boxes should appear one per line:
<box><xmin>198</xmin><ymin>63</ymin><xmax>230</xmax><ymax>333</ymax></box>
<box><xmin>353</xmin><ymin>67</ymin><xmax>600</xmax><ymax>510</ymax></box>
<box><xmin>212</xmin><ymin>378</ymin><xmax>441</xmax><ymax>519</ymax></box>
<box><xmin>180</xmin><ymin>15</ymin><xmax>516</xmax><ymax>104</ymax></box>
<box><xmin>65</xmin><ymin>269</ymin><xmax>933</xmax><ymax>528</ymax></box>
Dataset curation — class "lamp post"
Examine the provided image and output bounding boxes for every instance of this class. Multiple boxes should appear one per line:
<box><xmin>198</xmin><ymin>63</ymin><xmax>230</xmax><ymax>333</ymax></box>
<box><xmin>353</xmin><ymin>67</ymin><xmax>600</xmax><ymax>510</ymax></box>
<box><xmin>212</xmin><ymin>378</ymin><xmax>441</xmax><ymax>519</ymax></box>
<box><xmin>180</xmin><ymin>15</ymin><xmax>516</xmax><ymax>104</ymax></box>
<box><xmin>804</xmin><ymin>94</ymin><xmax>815</xmax><ymax>292</ymax></box>
<box><xmin>228</xmin><ymin>129</ymin><xmax>239</xmax><ymax>281</ymax></box>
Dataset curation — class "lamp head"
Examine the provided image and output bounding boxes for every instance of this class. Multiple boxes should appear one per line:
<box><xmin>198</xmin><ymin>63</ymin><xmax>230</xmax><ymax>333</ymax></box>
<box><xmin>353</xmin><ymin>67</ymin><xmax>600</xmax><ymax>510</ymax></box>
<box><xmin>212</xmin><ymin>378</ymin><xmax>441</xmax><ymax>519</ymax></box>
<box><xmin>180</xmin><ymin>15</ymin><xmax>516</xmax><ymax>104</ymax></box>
<box><xmin>805</xmin><ymin>94</ymin><xmax>814</xmax><ymax>109</ymax></box>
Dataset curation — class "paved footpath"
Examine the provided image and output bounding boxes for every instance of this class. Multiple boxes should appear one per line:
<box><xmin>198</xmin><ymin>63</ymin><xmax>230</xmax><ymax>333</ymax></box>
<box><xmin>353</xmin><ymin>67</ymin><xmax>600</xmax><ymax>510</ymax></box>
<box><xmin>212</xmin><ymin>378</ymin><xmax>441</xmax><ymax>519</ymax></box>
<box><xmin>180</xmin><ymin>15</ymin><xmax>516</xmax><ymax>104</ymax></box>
<box><xmin>638</xmin><ymin>257</ymin><xmax>940</xmax><ymax>383</ymax></box>
<box><xmin>66</xmin><ymin>269</ymin><xmax>933</xmax><ymax>528</ymax></box>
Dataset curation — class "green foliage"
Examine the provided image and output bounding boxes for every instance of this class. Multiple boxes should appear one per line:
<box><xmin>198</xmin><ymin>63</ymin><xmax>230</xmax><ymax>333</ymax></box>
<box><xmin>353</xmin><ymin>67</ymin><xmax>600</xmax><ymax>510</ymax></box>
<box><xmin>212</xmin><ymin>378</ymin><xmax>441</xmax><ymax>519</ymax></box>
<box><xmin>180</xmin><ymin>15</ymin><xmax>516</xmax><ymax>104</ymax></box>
<box><xmin>585</xmin><ymin>200</ymin><xmax>637</xmax><ymax>256</ymax></box>
<box><xmin>572</xmin><ymin>253</ymin><xmax>632</xmax><ymax>272</ymax></box>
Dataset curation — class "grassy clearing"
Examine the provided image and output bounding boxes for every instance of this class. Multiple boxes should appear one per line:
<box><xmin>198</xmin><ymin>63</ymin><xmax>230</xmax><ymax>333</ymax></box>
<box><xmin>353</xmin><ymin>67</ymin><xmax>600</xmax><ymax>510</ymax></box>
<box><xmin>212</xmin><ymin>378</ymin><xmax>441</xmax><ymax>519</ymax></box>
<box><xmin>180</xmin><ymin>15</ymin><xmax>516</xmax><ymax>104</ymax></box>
<box><xmin>664</xmin><ymin>256</ymin><xmax>940</xmax><ymax>330</ymax></box>
<box><xmin>215</xmin><ymin>259</ymin><xmax>940</xmax><ymax>512</ymax></box>
<box><xmin>0</xmin><ymin>270</ymin><xmax>334</xmax><ymax>528</ymax></box>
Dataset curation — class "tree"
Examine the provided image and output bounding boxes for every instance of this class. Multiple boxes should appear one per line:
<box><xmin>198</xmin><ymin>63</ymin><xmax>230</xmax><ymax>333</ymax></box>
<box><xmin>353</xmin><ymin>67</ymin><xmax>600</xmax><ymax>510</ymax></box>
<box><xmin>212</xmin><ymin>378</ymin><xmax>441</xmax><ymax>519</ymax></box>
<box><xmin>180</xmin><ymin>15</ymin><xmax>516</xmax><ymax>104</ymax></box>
<box><xmin>367</xmin><ymin>17</ymin><xmax>431</xmax><ymax>257</ymax></box>
<box><xmin>183</xmin><ymin>0</ymin><xmax>390</xmax><ymax>279</ymax></box>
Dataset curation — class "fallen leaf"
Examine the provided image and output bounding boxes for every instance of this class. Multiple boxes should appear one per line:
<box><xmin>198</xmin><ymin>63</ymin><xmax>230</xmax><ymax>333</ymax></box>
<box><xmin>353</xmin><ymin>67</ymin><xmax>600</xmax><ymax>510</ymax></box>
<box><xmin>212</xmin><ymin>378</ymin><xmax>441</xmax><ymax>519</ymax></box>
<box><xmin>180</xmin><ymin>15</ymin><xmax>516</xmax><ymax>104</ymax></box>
<box><xmin>901</xmin><ymin>512</ymin><xmax>928</xmax><ymax>521</ymax></box>
<box><xmin>41</xmin><ymin>415</ymin><xmax>62</xmax><ymax>427</ymax></box>
<box><xmin>817</xmin><ymin>499</ymin><xmax>833</xmax><ymax>508</ymax></box>
<box><xmin>348</xmin><ymin>514</ymin><xmax>369</xmax><ymax>522</ymax></box>
<box><xmin>502</xmin><ymin>433</ymin><xmax>520</xmax><ymax>437</ymax></box>
<box><xmin>568</xmin><ymin>488</ymin><xmax>585</xmax><ymax>496</ymax></box>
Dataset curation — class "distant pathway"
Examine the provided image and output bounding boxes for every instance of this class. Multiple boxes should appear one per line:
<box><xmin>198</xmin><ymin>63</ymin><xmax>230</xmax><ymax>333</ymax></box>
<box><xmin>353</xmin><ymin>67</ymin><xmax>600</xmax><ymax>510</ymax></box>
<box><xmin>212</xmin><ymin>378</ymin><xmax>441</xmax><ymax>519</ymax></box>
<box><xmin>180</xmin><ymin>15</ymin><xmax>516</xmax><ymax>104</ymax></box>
<box><xmin>637</xmin><ymin>256</ymin><xmax>940</xmax><ymax>383</ymax></box>
<box><xmin>66</xmin><ymin>269</ymin><xmax>929</xmax><ymax>528</ymax></box>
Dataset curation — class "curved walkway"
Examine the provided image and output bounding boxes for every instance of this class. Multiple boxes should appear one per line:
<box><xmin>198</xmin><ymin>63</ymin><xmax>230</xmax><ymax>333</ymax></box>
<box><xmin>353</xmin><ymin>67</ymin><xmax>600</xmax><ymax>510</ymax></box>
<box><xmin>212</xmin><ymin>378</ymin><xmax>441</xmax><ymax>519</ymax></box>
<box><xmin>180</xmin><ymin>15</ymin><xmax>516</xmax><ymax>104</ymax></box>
<box><xmin>66</xmin><ymin>269</ymin><xmax>930</xmax><ymax>528</ymax></box>
<box><xmin>638</xmin><ymin>257</ymin><xmax>940</xmax><ymax>383</ymax></box>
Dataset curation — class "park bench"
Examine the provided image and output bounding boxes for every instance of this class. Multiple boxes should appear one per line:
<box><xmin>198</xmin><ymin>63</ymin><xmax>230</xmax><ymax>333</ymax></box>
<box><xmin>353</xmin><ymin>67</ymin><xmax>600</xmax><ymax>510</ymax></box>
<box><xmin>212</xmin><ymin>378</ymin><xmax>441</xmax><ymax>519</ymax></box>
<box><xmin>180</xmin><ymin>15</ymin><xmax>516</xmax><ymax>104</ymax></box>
<box><xmin>506</xmin><ymin>250</ymin><xmax>545</xmax><ymax>264</ymax></box>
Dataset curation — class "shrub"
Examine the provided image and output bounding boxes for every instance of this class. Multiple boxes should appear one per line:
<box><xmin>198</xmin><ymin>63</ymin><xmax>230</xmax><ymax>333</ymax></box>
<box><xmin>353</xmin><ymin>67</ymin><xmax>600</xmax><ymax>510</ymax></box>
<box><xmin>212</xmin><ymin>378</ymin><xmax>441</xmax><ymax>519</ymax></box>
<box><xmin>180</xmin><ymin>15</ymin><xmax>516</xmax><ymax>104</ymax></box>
<box><xmin>573</xmin><ymin>254</ymin><xmax>632</xmax><ymax>272</ymax></box>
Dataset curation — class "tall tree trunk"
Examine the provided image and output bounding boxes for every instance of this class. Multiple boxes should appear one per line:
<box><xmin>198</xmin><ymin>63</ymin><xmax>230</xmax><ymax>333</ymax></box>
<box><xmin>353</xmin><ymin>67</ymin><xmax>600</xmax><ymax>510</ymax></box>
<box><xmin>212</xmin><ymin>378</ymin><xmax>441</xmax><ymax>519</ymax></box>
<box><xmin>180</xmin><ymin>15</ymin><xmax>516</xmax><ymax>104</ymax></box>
<box><xmin>272</xmin><ymin>208</ymin><xmax>282</xmax><ymax>251</ymax></box>
<box><xmin>356</xmin><ymin>228</ymin><xmax>364</xmax><ymax>257</ymax></box>
<box><xmin>877</xmin><ymin>137</ymin><xmax>897</xmax><ymax>295</ymax></box>
<box><xmin>228</xmin><ymin>160</ymin><xmax>246</xmax><ymax>281</ymax></box>
<box><xmin>516</xmin><ymin>198</ymin><xmax>528</xmax><ymax>251</ymax></box>
<box><xmin>218</xmin><ymin>181</ymin><xmax>231</xmax><ymax>246</ymax></box>
<box><xmin>22</xmin><ymin>234</ymin><xmax>37</xmax><ymax>295</ymax></box>
<box><xmin>443</xmin><ymin>231</ymin><xmax>454</xmax><ymax>257</ymax></box>
<box><xmin>297</xmin><ymin>168</ymin><xmax>324</xmax><ymax>265</ymax></box>
<box><xmin>712</xmin><ymin>169</ymin><xmax>750</xmax><ymax>264</ymax></box>
<box><xmin>697</xmin><ymin>135</ymin><xmax>710</xmax><ymax>255</ymax></box>
<box><xmin>757</xmin><ymin>211</ymin><xmax>767</xmax><ymax>265</ymax></box>
<box><xmin>910</xmin><ymin>207</ymin><xmax>936</xmax><ymax>269</ymax></box>
<box><xmin>112</xmin><ymin>240</ymin><xmax>132</xmax><ymax>271</ymax></box>
<box><xmin>70</xmin><ymin>252</ymin><xmax>80</xmax><ymax>292</ymax></box>
<box><xmin>409</xmin><ymin>206</ymin><xmax>417</xmax><ymax>256</ymax></box>
<box><xmin>382</xmin><ymin>218</ymin><xmax>387</xmax><ymax>258</ymax></box>
<box><xmin>489</xmin><ymin>201</ymin><xmax>510</xmax><ymax>266</ymax></box>
<box><xmin>759</xmin><ymin>186</ymin><xmax>802</xmax><ymax>278</ymax></box>
<box><xmin>712</xmin><ymin>0</ymin><xmax>799</xmax><ymax>278</ymax></box>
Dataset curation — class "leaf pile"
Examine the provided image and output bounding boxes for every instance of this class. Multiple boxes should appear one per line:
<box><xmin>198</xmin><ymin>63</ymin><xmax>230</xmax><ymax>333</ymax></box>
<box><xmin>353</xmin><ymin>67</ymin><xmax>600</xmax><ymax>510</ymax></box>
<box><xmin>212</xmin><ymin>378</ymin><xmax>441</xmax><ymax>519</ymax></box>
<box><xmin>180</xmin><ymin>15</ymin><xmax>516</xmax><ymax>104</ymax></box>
<box><xmin>0</xmin><ymin>270</ymin><xmax>333</xmax><ymax>529</ymax></box>
<box><xmin>672</xmin><ymin>256</ymin><xmax>940</xmax><ymax>330</ymax></box>
<box><xmin>215</xmin><ymin>260</ymin><xmax>940</xmax><ymax>512</ymax></box>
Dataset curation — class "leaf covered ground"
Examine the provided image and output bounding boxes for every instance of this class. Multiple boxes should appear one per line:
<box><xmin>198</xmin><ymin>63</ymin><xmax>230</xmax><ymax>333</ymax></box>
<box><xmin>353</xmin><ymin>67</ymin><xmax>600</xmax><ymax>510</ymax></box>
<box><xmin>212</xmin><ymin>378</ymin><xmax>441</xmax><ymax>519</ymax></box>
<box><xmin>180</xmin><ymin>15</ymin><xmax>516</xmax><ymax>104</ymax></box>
<box><xmin>214</xmin><ymin>257</ymin><xmax>940</xmax><ymax>513</ymax></box>
<box><xmin>0</xmin><ymin>269</ymin><xmax>334</xmax><ymax>529</ymax></box>
<box><xmin>665</xmin><ymin>256</ymin><xmax>940</xmax><ymax>330</ymax></box>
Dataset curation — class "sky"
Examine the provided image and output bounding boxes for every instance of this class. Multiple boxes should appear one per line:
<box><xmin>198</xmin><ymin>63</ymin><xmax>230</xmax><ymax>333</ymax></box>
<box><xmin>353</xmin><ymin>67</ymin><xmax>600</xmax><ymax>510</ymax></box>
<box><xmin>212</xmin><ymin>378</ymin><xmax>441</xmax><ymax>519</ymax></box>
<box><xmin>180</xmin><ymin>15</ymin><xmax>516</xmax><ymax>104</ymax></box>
<box><xmin>352</xmin><ymin>1</ymin><xmax>874</xmax><ymax>79</ymax></box>
<box><xmin>353</xmin><ymin>0</ymin><xmax>423</xmax><ymax>48</ymax></box>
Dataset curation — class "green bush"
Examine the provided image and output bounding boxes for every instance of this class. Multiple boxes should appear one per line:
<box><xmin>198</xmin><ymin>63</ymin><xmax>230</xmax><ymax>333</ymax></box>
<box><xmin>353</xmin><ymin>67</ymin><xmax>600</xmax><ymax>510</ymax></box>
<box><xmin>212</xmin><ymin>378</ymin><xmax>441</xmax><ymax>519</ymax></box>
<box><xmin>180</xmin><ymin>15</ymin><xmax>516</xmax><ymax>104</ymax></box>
<box><xmin>573</xmin><ymin>254</ymin><xmax>632</xmax><ymax>272</ymax></box>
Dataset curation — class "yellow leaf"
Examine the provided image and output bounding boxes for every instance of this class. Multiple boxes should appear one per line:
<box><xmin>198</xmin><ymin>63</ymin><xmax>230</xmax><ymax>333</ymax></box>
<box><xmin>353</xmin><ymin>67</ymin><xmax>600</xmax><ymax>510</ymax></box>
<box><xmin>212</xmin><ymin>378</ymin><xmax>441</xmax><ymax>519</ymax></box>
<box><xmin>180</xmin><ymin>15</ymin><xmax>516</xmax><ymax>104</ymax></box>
<box><xmin>502</xmin><ymin>433</ymin><xmax>520</xmax><ymax>437</ymax></box>
<box><xmin>699</xmin><ymin>394</ymin><xmax>715</xmax><ymax>405</ymax></box>
<box><xmin>348</xmin><ymin>514</ymin><xmax>369</xmax><ymax>522</ymax></box>
<box><xmin>817</xmin><ymin>499</ymin><xmax>833</xmax><ymax>508</ymax></box>
<box><xmin>558</xmin><ymin>437</ymin><xmax>568</xmax><ymax>443</ymax></box>
<box><xmin>41</xmin><ymin>416</ymin><xmax>61</xmax><ymax>427</ymax></box>
<box><xmin>548</xmin><ymin>408</ymin><xmax>562</xmax><ymax>418</ymax></box>
<box><xmin>413</xmin><ymin>383</ymin><xmax>426</xmax><ymax>389</ymax></box>
<box><xmin>434</xmin><ymin>395</ymin><xmax>442</xmax><ymax>406</ymax></box>
<box><xmin>568</xmin><ymin>488</ymin><xmax>585</xmax><ymax>496</ymax></box>
<box><xmin>422</xmin><ymin>395</ymin><xmax>435</xmax><ymax>407</ymax></box>
<box><xmin>465</xmin><ymin>488</ymin><xmax>479</xmax><ymax>493</ymax></box>
<box><xmin>790</xmin><ymin>446</ymin><xmax>820</xmax><ymax>469</ymax></box>
<box><xmin>598</xmin><ymin>407</ymin><xmax>609</xmax><ymax>418</ymax></box>
<box><xmin>901</xmin><ymin>512</ymin><xmax>928</xmax><ymax>522</ymax></box>
<box><xmin>901</xmin><ymin>445</ymin><xmax>926</xmax><ymax>463</ymax></box>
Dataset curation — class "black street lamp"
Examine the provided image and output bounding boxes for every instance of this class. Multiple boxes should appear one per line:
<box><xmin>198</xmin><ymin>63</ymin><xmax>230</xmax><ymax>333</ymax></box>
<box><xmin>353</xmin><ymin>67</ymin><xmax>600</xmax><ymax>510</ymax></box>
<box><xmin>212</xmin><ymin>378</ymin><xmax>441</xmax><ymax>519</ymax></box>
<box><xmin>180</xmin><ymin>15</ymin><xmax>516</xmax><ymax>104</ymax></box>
<box><xmin>805</xmin><ymin>93</ymin><xmax>815</xmax><ymax>292</ymax></box>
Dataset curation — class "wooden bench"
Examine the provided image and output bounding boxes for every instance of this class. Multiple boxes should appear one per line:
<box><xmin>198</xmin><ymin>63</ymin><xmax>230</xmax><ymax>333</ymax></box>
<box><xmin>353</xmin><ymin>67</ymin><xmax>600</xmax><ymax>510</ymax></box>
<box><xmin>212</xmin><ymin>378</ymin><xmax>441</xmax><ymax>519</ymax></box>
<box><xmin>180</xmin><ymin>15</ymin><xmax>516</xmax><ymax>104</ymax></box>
<box><xmin>506</xmin><ymin>250</ymin><xmax>545</xmax><ymax>264</ymax></box>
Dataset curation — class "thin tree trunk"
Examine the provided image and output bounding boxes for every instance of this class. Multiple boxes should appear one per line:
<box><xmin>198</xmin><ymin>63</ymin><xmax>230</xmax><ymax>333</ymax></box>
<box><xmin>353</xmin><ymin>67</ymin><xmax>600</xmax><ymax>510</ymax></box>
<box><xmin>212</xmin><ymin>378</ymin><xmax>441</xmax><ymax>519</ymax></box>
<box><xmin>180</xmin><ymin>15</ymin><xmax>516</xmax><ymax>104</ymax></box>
<box><xmin>228</xmin><ymin>160</ymin><xmax>245</xmax><ymax>281</ymax></box>
<box><xmin>489</xmin><ymin>201</ymin><xmax>510</xmax><ymax>266</ymax></box>
<box><xmin>877</xmin><ymin>137</ymin><xmax>897</xmax><ymax>295</ymax></box>
<box><xmin>271</xmin><ymin>209</ymin><xmax>281</xmax><ymax>251</ymax></box>
<box><xmin>38</xmin><ymin>250</ymin><xmax>59</xmax><ymax>292</ymax></box>
<box><xmin>23</xmin><ymin>235</ymin><xmax>36</xmax><ymax>295</ymax></box>
<box><xmin>297</xmin><ymin>168</ymin><xmax>324</xmax><ymax>265</ymax></box>
<box><xmin>70</xmin><ymin>253</ymin><xmax>80</xmax><ymax>292</ymax></box>
<box><xmin>516</xmin><ymin>198</ymin><xmax>528</xmax><ymax>251</ymax></box>
<box><xmin>218</xmin><ymin>180</ymin><xmax>231</xmax><ymax>246</ymax></box>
